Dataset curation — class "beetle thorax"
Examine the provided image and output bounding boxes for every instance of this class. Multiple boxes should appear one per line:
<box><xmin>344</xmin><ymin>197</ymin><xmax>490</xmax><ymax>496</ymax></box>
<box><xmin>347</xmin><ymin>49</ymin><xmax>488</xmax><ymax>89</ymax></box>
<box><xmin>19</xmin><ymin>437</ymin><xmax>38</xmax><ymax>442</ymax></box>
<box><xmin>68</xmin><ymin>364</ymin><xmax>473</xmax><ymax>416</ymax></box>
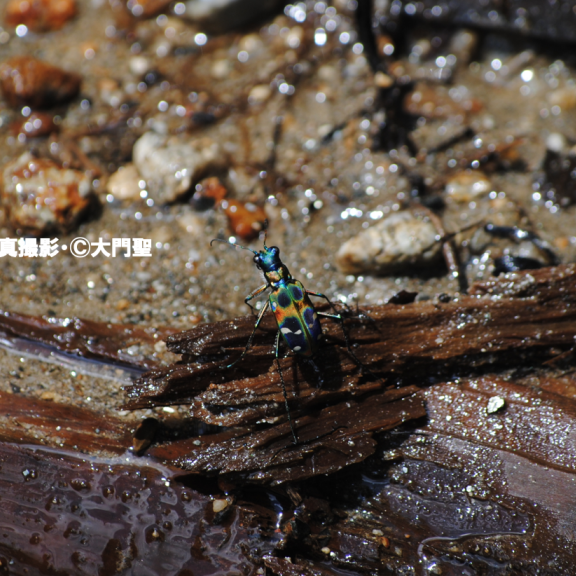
<box><xmin>265</xmin><ymin>265</ymin><xmax>291</xmax><ymax>286</ymax></box>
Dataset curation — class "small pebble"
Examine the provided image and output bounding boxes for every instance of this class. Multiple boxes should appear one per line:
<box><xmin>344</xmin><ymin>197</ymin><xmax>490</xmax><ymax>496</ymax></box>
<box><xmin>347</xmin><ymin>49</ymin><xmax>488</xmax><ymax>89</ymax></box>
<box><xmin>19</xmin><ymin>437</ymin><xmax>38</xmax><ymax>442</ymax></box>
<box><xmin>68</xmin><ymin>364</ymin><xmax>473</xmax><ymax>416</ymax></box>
<box><xmin>106</xmin><ymin>164</ymin><xmax>141</xmax><ymax>201</ymax></box>
<box><xmin>248</xmin><ymin>84</ymin><xmax>272</xmax><ymax>103</ymax></box>
<box><xmin>548</xmin><ymin>86</ymin><xmax>576</xmax><ymax>111</ymax></box>
<box><xmin>221</xmin><ymin>199</ymin><xmax>267</xmax><ymax>240</ymax></box>
<box><xmin>150</xmin><ymin>225</ymin><xmax>173</xmax><ymax>245</ymax></box>
<box><xmin>448</xmin><ymin>29</ymin><xmax>478</xmax><ymax>65</ymax></box>
<box><xmin>212</xmin><ymin>499</ymin><xmax>229</xmax><ymax>513</ymax></box>
<box><xmin>211</xmin><ymin>59</ymin><xmax>231</xmax><ymax>79</ymax></box>
<box><xmin>176</xmin><ymin>212</ymin><xmax>204</xmax><ymax>236</ymax></box>
<box><xmin>336</xmin><ymin>211</ymin><xmax>442</xmax><ymax>275</ymax></box>
<box><xmin>98</xmin><ymin>77</ymin><xmax>123</xmax><ymax>108</ymax></box>
<box><xmin>486</xmin><ymin>396</ymin><xmax>506</xmax><ymax>414</ymax></box>
<box><xmin>10</xmin><ymin>111</ymin><xmax>58</xmax><ymax>139</ymax></box>
<box><xmin>116</xmin><ymin>298</ymin><xmax>130</xmax><ymax>311</ymax></box>
<box><xmin>132</xmin><ymin>131</ymin><xmax>223</xmax><ymax>203</ymax></box>
<box><xmin>129</xmin><ymin>56</ymin><xmax>151</xmax><ymax>77</ymax></box>
<box><xmin>374</xmin><ymin>71</ymin><xmax>394</xmax><ymax>88</ymax></box>
<box><xmin>5</xmin><ymin>0</ymin><xmax>77</xmax><ymax>32</ymax></box>
<box><xmin>1</xmin><ymin>151</ymin><xmax>93</xmax><ymax>235</ymax></box>
<box><xmin>445</xmin><ymin>170</ymin><xmax>492</xmax><ymax>203</ymax></box>
<box><xmin>191</xmin><ymin>176</ymin><xmax>228</xmax><ymax>210</ymax></box>
<box><xmin>545</xmin><ymin>133</ymin><xmax>568</xmax><ymax>154</ymax></box>
<box><xmin>0</xmin><ymin>56</ymin><xmax>81</xmax><ymax>109</ymax></box>
<box><xmin>154</xmin><ymin>340</ymin><xmax>167</xmax><ymax>353</ymax></box>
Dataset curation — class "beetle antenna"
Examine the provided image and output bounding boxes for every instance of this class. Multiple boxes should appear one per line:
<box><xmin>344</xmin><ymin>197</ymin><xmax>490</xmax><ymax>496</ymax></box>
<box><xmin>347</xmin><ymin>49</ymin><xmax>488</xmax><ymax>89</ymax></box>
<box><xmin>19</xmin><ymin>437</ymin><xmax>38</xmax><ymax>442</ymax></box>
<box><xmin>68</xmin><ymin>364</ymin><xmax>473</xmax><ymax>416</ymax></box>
<box><xmin>262</xmin><ymin>219</ymin><xmax>269</xmax><ymax>249</ymax></box>
<box><xmin>210</xmin><ymin>238</ymin><xmax>257</xmax><ymax>254</ymax></box>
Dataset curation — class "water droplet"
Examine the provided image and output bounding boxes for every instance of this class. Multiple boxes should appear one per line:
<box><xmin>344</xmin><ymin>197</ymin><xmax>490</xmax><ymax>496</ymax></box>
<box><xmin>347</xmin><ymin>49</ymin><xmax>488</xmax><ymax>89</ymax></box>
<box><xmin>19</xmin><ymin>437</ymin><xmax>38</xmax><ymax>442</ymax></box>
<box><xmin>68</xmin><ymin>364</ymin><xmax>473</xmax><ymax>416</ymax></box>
<box><xmin>22</xmin><ymin>468</ymin><xmax>37</xmax><ymax>480</ymax></box>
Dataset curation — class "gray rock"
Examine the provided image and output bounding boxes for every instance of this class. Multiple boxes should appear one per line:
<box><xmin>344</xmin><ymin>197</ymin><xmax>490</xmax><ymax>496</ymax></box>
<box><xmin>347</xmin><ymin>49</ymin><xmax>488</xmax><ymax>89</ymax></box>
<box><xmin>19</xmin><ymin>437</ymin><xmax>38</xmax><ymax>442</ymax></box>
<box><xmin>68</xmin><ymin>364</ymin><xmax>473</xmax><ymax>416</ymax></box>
<box><xmin>336</xmin><ymin>211</ymin><xmax>442</xmax><ymax>275</ymax></box>
<box><xmin>132</xmin><ymin>131</ymin><xmax>223</xmax><ymax>204</ymax></box>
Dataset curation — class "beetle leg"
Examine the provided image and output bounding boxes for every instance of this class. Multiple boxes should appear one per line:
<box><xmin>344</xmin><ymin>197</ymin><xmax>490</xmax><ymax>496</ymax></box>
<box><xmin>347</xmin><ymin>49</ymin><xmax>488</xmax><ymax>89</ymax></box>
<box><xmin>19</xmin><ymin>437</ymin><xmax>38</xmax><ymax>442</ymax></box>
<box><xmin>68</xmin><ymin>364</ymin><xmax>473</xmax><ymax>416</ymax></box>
<box><xmin>276</xmin><ymin>330</ymin><xmax>298</xmax><ymax>445</ymax></box>
<box><xmin>244</xmin><ymin>284</ymin><xmax>269</xmax><ymax>316</ymax></box>
<box><xmin>308</xmin><ymin>291</ymin><xmax>384</xmax><ymax>385</ymax></box>
<box><xmin>225</xmin><ymin>300</ymin><xmax>270</xmax><ymax>368</ymax></box>
<box><xmin>306</xmin><ymin>291</ymin><xmax>344</xmax><ymax>320</ymax></box>
<box><xmin>307</xmin><ymin>289</ymin><xmax>354</xmax><ymax>349</ymax></box>
<box><xmin>306</xmin><ymin>357</ymin><xmax>323</xmax><ymax>392</ymax></box>
<box><xmin>317</xmin><ymin>311</ymin><xmax>340</xmax><ymax>320</ymax></box>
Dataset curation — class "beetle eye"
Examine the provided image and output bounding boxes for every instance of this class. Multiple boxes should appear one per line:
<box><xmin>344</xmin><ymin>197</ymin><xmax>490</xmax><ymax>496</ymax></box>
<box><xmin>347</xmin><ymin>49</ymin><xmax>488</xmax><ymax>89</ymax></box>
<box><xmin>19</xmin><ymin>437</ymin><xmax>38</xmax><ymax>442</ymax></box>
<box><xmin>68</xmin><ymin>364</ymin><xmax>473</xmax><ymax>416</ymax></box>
<box><xmin>271</xmin><ymin>246</ymin><xmax>279</xmax><ymax>255</ymax></box>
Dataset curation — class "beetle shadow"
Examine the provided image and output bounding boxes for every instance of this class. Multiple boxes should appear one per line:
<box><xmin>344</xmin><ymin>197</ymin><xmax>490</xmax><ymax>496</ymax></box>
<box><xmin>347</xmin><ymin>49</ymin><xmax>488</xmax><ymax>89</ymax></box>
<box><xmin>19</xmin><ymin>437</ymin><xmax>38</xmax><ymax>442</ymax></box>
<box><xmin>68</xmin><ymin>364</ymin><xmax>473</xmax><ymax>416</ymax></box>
<box><xmin>289</xmin><ymin>343</ymin><xmax>348</xmax><ymax>394</ymax></box>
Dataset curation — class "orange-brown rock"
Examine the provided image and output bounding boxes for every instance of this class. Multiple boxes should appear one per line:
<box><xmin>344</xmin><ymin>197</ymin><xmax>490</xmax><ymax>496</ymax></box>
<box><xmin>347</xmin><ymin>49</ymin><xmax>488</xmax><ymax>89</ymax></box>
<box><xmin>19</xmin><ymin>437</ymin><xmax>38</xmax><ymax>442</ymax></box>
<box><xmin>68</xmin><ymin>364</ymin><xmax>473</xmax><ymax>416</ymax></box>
<box><xmin>191</xmin><ymin>176</ymin><xmax>228</xmax><ymax>210</ymax></box>
<box><xmin>9</xmin><ymin>111</ymin><xmax>58</xmax><ymax>138</ymax></box>
<box><xmin>5</xmin><ymin>0</ymin><xmax>77</xmax><ymax>32</ymax></box>
<box><xmin>0</xmin><ymin>56</ymin><xmax>81</xmax><ymax>109</ymax></box>
<box><xmin>222</xmin><ymin>199</ymin><xmax>267</xmax><ymax>240</ymax></box>
<box><xmin>1</xmin><ymin>152</ymin><xmax>92</xmax><ymax>234</ymax></box>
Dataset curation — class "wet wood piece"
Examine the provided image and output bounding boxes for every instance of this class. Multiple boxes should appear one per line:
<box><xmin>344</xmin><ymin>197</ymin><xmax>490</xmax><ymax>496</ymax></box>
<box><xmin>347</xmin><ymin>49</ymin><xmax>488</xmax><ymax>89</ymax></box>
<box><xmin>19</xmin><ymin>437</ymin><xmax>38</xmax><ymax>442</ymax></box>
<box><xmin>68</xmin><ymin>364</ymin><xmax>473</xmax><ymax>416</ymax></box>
<box><xmin>0</xmin><ymin>391</ymin><xmax>131</xmax><ymax>455</ymax></box>
<box><xmin>0</xmin><ymin>309</ymin><xmax>179</xmax><ymax>369</ymax></box>
<box><xmin>124</xmin><ymin>348</ymin><xmax>379</xmax><ymax>421</ymax></box>
<box><xmin>4</xmin><ymin>372</ymin><xmax>576</xmax><ymax>573</ymax></box>
<box><xmin>281</xmin><ymin>375</ymin><xmax>576</xmax><ymax>574</ymax></box>
<box><xmin>126</xmin><ymin>265</ymin><xmax>576</xmax><ymax>426</ymax></box>
<box><xmin>159</xmin><ymin>386</ymin><xmax>425</xmax><ymax>485</ymax></box>
<box><xmin>170</xmin><ymin>264</ymin><xmax>576</xmax><ymax>357</ymax></box>
<box><xmin>263</xmin><ymin>556</ymin><xmax>344</xmax><ymax>576</ymax></box>
<box><xmin>423</xmin><ymin>376</ymin><xmax>576</xmax><ymax>472</ymax></box>
<box><xmin>395</xmin><ymin>0</ymin><xmax>576</xmax><ymax>43</ymax></box>
<box><xmin>2</xmin><ymin>272</ymin><xmax>576</xmax><ymax>571</ymax></box>
<box><xmin>0</xmin><ymin>443</ymin><xmax>277</xmax><ymax>574</ymax></box>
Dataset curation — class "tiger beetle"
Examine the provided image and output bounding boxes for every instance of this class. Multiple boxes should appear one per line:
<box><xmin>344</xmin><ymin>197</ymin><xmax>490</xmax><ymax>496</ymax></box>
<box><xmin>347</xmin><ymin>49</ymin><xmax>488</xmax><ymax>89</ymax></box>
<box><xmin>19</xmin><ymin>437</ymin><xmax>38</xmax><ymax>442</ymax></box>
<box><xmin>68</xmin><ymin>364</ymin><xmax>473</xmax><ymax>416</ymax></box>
<box><xmin>211</xmin><ymin>233</ymin><xmax>364</xmax><ymax>444</ymax></box>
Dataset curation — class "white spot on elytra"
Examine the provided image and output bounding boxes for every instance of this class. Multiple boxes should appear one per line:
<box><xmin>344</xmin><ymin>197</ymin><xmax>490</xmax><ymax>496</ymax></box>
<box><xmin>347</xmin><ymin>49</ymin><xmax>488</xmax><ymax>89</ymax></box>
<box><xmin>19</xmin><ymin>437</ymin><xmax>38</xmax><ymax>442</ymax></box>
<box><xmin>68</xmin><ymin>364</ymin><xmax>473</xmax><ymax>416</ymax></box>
<box><xmin>281</xmin><ymin>327</ymin><xmax>292</xmax><ymax>334</ymax></box>
<box><xmin>293</xmin><ymin>346</ymin><xmax>302</xmax><ymax>351</ymax></box>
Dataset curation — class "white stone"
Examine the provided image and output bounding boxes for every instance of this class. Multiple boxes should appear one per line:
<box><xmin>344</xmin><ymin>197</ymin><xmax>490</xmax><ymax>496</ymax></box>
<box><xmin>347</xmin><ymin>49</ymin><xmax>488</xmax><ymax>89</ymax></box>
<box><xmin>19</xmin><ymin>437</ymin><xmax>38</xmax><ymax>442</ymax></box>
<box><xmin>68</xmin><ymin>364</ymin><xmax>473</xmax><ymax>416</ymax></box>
<box><xmin>106</xmin><ymin>164</ymin><xmax>141</xmax><ymax>201</ymax></box>
<box><xmin>132</xmin><ymin>131</ymin><xmax>223</xmax><ymax>203</ymax></box>
<box><xmin>336</xmin><ymin>211</ymin><xmax>442</xmax><ymax>275</ymax></box>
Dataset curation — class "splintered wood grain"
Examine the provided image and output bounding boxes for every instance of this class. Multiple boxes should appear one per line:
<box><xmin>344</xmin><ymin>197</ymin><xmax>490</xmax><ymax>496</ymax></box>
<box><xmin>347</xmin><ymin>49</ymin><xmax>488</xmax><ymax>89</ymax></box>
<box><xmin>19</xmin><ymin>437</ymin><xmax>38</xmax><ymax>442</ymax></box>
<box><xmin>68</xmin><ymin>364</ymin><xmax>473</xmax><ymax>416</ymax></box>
<box><xmin>278</xmin><ymin>376</ymin><xmax>576</xmax><ymax>575</ymax></box>
<box><xmin>125</xmin><ymin>265</ymin><xmax>576</xmax><ymax>427</ymax></box>
<box><xmin>0</xmin><ymin>391</ymin><xmax>131</xmax><ymax>454</ymax></box>
<box><xmin>154</xmin><ymin>386</ymin><xmax>426</xmax><ymax>485</ymax></box>
<box><xmin>0</xmin><ymin>309</ymin><xmax>178</xmax><ymax>369</ymax></box>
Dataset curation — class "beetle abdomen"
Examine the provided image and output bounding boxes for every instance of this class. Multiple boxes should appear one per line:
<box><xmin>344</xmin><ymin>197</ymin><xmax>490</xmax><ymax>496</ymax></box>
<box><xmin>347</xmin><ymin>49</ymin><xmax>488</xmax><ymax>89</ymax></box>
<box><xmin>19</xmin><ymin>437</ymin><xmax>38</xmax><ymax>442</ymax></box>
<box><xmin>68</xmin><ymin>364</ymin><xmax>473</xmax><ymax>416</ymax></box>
<box><xmin>270</xmin><ymin>281</ymin><xmax>321</xmax><ymax>356</ymax></box>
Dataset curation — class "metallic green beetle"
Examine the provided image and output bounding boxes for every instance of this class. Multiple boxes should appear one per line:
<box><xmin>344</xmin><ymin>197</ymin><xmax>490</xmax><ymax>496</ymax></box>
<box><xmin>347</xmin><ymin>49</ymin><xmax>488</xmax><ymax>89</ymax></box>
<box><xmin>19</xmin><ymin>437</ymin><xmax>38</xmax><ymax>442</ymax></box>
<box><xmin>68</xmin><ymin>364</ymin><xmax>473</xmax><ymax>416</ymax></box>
<box><xmin>211</xmin><ymin>236</ymin><xmax>346</xmax><ymax>443</ymax></box>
